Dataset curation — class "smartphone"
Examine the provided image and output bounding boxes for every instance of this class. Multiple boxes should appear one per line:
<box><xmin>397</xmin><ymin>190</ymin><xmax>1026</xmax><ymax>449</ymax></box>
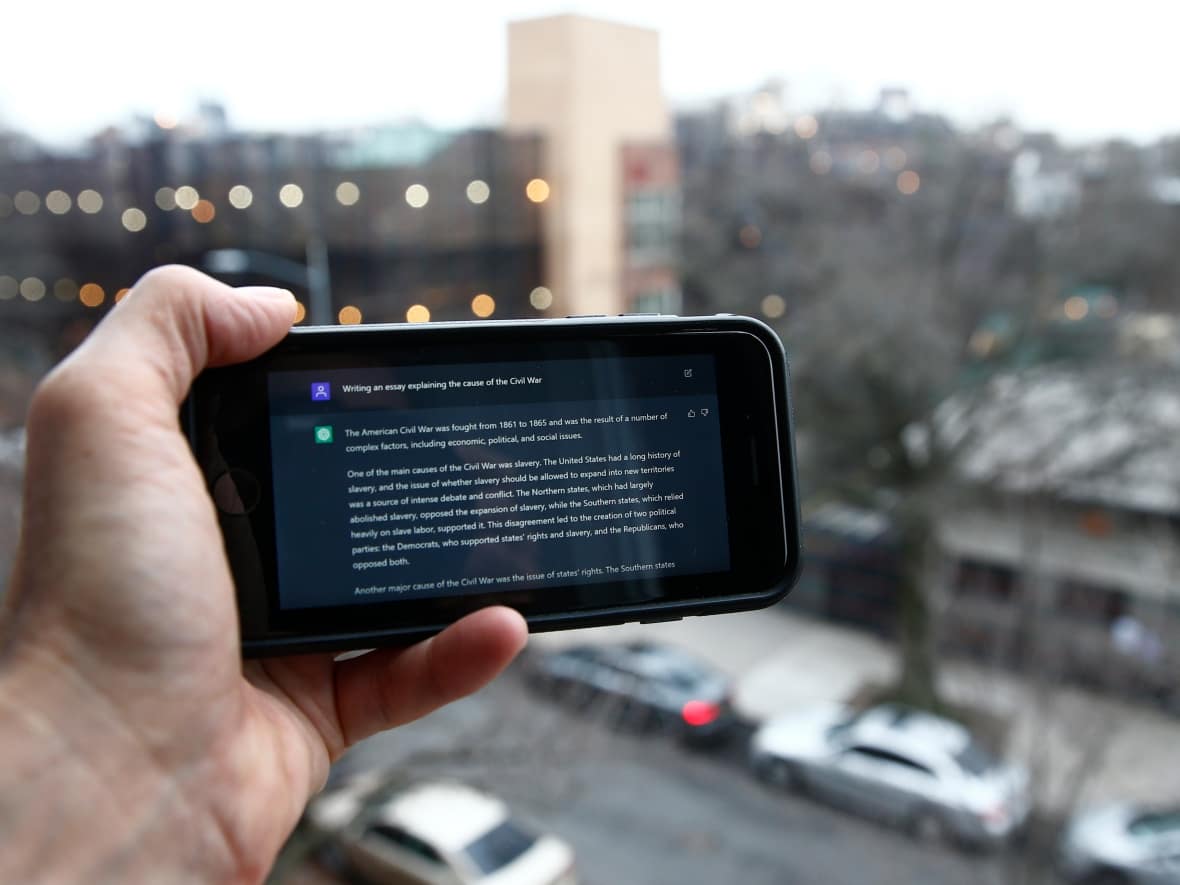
<box><xmin>184</xmin><ymin>314</ymin><xmax>801</xmax><ymax>656</ymax></box>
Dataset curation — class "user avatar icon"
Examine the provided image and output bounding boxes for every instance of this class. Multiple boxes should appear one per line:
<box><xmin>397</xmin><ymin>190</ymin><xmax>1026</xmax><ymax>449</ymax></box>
<box><xmin>311</xmin><ymin>382</ymin><xmax>331</xmax><ymax>401</ymax></box>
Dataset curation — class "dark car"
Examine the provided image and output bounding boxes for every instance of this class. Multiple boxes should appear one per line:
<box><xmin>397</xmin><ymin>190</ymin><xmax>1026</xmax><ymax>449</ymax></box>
<box><xmin>527</xmin><ymin>641</ymin><xmax>736</xmax><ymax>743</ymax></box>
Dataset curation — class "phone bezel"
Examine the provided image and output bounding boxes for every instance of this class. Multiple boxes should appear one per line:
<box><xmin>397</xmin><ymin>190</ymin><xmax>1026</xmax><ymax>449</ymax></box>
<box><xmin>186</xmin><ymin>315</ymin><xmax>801</xmax><ymax>655</ymax></box>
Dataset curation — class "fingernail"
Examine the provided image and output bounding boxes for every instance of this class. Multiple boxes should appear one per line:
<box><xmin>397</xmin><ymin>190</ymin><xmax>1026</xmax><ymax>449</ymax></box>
<box><xmin>235</xmin><ymin>286</ymin><xmax>294</xmax><ymax>300</ymax></box>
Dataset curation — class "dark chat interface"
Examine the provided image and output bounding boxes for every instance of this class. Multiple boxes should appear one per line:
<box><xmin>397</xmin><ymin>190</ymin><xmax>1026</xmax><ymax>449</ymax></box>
<box><xmin>267</xmin><ymin>355</ymin><xmax>730</xmax><ymax>610</ymax></box>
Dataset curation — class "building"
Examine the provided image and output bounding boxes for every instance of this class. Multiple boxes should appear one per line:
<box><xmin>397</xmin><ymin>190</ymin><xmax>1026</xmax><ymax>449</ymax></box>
<box><xmin>0</xmin><ymin>13</ymin><xmax>683</xmax><ymax>346</ymax></box>
<box><xmin>506</xmin><ymin>14</ymin><xmax>679</xmax><ymax>316</ymax></box>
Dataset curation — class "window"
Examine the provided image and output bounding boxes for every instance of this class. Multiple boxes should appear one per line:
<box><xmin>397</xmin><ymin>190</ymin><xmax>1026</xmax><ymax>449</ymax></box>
<box><xmin>463</xmin><ymin>820</ymin><xmax>537</xmax><ymax>875</ymax></box>
<box><xmin>364</xmin><ymin>823</ymin><xmax>445</xmax><ymax>866</ymax></box>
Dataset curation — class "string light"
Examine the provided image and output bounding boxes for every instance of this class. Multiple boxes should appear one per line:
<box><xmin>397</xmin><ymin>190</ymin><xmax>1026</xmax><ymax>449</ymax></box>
<box><xmin>14</xmin><ymin>191</ymin><xmax>40</xmax><ymax>215</ymax></box>
<box><xmin>121</xmin><ymin>208</ymin><xmax>147</xmax><ymax>232</ymax></box>
<box><xmin>525</xmin><ymin>178</ymin><xmax>550</xmax><ymax>203</ymax></box>
<box><xmin>228</xmin><ymin>185</ymin><xmax>253</xmax><ymax>209</ymax></box>
<box><xmin>54</xmin><ymin>279</ymin><xmax>78</xmax><ymax>301</ymax></box>
<box><xmin>45</xmin><ymin>190</ymin><xmax>72</xmax><ymax>214</ymax></box>
<box><xmin>79</xmin><ymin>283</ymin><xmax>105</xmax><ymax>307</ymax></box>
<box><xmin>174</xmin><ymin>186</ymin><xmax>199</xmax><ymax>210</ymax></box>
<box><xmin>466</xmin><ymin>180</ymin><xmax>490</xmax><ymax>204</ymax></box>
<box><xmin>471</xmin><ymin>293</ymin><xmax>495</xmax><ymax>318</ymax></box>
<box><xmin>19</xmin><ymin>278</ymin><xmax>46</xmax><ymax>301</ymax></box>
<box><xmin>335</xmin><ymin>181</ymin><xmax>360</xmax><ymax>206</ymax></box>
<box><xmin>405</xmin><ymin>184</ymin><xmax>429</xmax><ymax>208</ymax></box>
<box><xmin>529</xmin><ymin>286</ymin><xmax>553</xmax><ymax>310</ymax></box>
<box><xmin>155</xmin><ymin>187</ymin><xmax>177</xmax><ymax>211</ymax></box>
<box><xmin>77</xmin><ymin>190</ymin><xmax>103</xmax><ymax>213</ymax></box>
<box><xmin>338</xmin><ymin>305</ymin><xmax>362</xmax><ymax>324</ymax></box>
<box><xmin>279</xmin><ymin>184</ymin><xmax>303</xmax><ymax>208</ymax></box>
<box><xmin>406</xmin><ymin>304</ymin><xmax>430</xmax><ymax>323</ymax></box>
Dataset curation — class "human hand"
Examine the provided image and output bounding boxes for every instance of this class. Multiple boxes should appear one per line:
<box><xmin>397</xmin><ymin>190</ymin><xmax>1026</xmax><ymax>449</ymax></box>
<box><xmin>0</xmin><ymin>266</ymin><xmax>527</xmax><ymax>883</ymax></box>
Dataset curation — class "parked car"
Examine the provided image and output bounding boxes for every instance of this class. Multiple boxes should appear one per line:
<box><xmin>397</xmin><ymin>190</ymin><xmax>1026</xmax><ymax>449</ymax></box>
<box><xmin>749</xmin><ymin>703</ymin><xmax>1030</xmax><ymax>848</ymax></box>
<box><xmin>1059</xmin><ymin>803</ymin><xmax>1180</xmax><ymax>883</ymax></box>
<box><xmin>305</xmin><ymin>775</ymin><xmax>577</xmax><ymax>885</ymax></box>
<box><xmin>526</xmin><ymin>641</ymin><xmax>736</xmax><ymax>743</ymax></box>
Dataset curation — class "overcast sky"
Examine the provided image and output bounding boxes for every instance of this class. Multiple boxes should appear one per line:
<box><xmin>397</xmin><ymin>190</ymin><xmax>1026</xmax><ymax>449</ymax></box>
<box><xmin>2</xmin><ymin>0</ymin><xmax>1176</xmax><ymax>146</ymax></box>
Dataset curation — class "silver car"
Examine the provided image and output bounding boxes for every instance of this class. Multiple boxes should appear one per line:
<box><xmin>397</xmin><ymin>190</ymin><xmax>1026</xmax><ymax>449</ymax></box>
<box><xmin>749</xmin><ymin>703</ymin><xmax>1030</xmax><ymax>847</ymax></box>
<box><xmin>1060</xmin><ymin>804</ymin><xmax>1180</xmax><ymax>883</ymax></box>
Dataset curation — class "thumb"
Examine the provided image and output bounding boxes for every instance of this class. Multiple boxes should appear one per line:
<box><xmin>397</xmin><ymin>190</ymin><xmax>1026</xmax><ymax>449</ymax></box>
<box><xmin>70</xmin><ymin>264</ymin><xmax>296</xmax><ymax>411</ymax></box>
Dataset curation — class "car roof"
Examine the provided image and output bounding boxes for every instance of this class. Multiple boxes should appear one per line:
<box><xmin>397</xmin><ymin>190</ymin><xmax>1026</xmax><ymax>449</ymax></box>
<box><xmin>847</xmin><ymin>705</ymin><xmax>972</xmax><ymax>760</ymax></box>
<box><xmin>561</xmin><ymin>642</ymin><xmax>720</xmax><ymax>678</ymax></box>
<box><xmin>373</xmin><ymin>781</ymin><xmax>508</xmax><ymax>854</ymax></box>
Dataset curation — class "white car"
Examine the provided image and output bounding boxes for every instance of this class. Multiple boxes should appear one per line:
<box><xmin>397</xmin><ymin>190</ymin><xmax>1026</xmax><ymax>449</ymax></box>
<box><xmin>749</xmin><ymin>703</ymin><xmax>1030</xmax><ymax>847</ymax></box>
<box><xmin>1060</xmin><ymin>803</ymin><xmax>1180</xmax><ymax>883</ymax></box>
<box><xmin>306</xmin><ymin>775</ymin><xmax>577</xmax><ymax>885</ymax></box>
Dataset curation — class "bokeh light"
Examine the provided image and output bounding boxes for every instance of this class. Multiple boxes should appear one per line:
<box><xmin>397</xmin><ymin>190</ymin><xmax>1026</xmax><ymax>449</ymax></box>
<box><xmin>121</xmin><ymin>208</ymin><xmax>147</xmax><ymax>232</ymax></box>
<box><xmin>191</xmin><ymin>199</ymin><xmax>216</xmax><ymax>223</ymax></box>
<box><xmin>155</xmin><ymin>187</ymin><xmax>177</xmax><ymax>211</ymax></box>
<box><xmin>45</xmin><ymin>190</ymin><xmax>72</xmax><ymax>214</ymax></box>
<box><xmin>739</xmin><ymin>224</ymin><xmax>762</xmax><ymax>249</ymax></box>
<box><xmin>228</xmin><ymin>185</ymin><xmax>253</xmax><ymax>209</ymax></box>
<box><xmin>279</xmin><ymin>184</ymin><xmax>304</xmax><ymax>208</ymax></box>
<box><xmin>293</xmin><ymin>301</ymin><xmax>307</xmax><ymax>324</ymax></box>
<box><xmin>761</xmin><ymin>294</ymin><xmax>786</xmax><ymax>319</ymax></box>
<box><xmin>405</xmin><ymin>184</ymin><xmax>429</xmax><ymax>208</ymax></box>
<box><xmin>1064</xmin><ymin>295</ymin><xmax>1089</xmax><ymax>321</ymax></box>
<box><xmin>14</xmin><ymin>191</ymin><xmax>40</xmax><ymax>215</ymax></box>
<box><xmin>77</xmin><ymin>189</ymin><xmax>103</xmax><ymax>213</ymax></box>
<box><xmin>79</xmin><ymin>283</ymin><xmax>105</xmax><ymax>307</ymax></box>
<box><xmin>793</xmin><ymin>115</ymin><xmax>818</xmax><ymax>139</ymax></box>
<box><xmin>525</xmin><ymin>178</ymin><xmax>550</xmax><ymax>203</ymax></box>
<box><xmin>406</xmin><ymin>304</ymin><xmax>431</xmax><ymax>323</ymax></box>
<box><xmin>154</xmin><ymin>110</ymin><xmax>179</xmax><ymax>130</ymax></box>
<box><xmin>858</xmin><ymin>150</ymin><xmax>881</xmax><ymax>174</ymax></box>
<box><xmin>809</xmin><ymin>151</ymin><xmax>833</xmax><ymax>175</ymax></box>
<box><xmin>19</xmin><ymin>278</ymin><xmax>45</xmax><ymax>301</ymax></box>
<box><xmin>529</xmin><ymin>286</ymin><xmax>554</xmax><ymax>310</ymax></box>
<box><xmin>466</xmin><ymin>180</ymin><xmax>490</xmax><ymax>204</ymax></box>
<box><xmin>174</xmin><ymin>186</ymin><xmax>199</xmax><ymax>210</ymax></box>
<box><xmin>471</xmin><ymin>293</ymin><xmax>496</xmax><ymax>318</ymax></box>
<box><xmin>897</xmin><ymin>170</ymin><xmax>921</xmax><ymax>195</ymax></box>
<box><xmin>338</xmin><ymin>305</ymin><xmax>362</xmax><ymax>324</ymax></box>
<box><xmin>335</xmin><ymin>181</ymin><xmax>360</xmax><ymax>206</ymax></box>
<box><xmin>114</xmin><ymin>288</ymin><xmax>131</xmax><ymax>303</ymax></box>
<box><xmin>54</xmin><ymin>278</ymin><xmax>78</xmax><ymax>302</ymax></box>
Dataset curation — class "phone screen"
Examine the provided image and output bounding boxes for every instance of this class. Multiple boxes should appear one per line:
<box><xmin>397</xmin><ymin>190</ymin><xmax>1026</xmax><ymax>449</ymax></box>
<box><xmin>266</xmin><ymin>353</ymin><xmax>730</xmax><ymax>610</ymax></box>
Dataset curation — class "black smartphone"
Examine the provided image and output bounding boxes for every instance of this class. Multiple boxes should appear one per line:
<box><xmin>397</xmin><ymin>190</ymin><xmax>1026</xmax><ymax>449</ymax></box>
<box><xmin>184</xmin><ymin>315</ymin><xmax>801</xmax><ymax>656</ymax></box>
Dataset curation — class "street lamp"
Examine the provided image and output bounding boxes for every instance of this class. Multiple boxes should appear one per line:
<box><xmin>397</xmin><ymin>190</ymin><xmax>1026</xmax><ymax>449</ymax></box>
<box><xmin>203</xmin><ymin>237</ymin><xmax>332</xmax><ymax>324</ymax></box>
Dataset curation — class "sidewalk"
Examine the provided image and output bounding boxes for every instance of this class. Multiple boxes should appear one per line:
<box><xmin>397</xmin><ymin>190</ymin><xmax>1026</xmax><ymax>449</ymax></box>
<box><xmin>532</xmin><ymin>606</ymin><xmax>1180</xmax><ymax>815</ymax></box>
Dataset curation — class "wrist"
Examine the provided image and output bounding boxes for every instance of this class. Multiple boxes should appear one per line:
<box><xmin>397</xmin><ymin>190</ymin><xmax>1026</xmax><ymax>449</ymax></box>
<box><xmin>0</xmin><ymin>648</ymin><xmax>244</xmax><ymax>883</ymax></box>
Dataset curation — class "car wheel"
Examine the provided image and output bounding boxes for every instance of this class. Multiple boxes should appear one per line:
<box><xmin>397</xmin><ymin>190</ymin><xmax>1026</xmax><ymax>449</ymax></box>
<box><xmin>909</xmin><ymin>809</ymin><xmax>947</xmax><ymax>845</ymax></box>
<box><xmin>758</xmin><ymin>757</ymin><xmax>801</xmax><ymax>791</ymax></box>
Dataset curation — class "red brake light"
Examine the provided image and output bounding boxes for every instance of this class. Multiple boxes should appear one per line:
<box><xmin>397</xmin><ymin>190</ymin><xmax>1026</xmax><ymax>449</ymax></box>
<box><xmin>681</xmin><ymin>700</ymin><xmax>720</xmax><ymax>726</ymax></box>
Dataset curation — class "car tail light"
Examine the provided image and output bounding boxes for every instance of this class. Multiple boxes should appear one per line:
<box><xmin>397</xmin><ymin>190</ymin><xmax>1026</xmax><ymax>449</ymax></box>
<box><xmin>681</xmin><ymin>700</ymin><xmax>720</xmax><ymax>726</ymax></box>
<box><xmin>981</xmin><ymin>804</ymin><xmax>1009</xmax><ymax>827</ymax></box>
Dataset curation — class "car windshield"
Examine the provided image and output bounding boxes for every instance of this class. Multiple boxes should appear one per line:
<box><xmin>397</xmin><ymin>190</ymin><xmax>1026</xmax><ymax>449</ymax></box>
<box><xmin>463</xmin><ymin>820</ymin><xmax>537</xmax><ymax>875</ymax></box>
<box><xmin>1129</xmin><ymin>811</ymin><xmax>1180</xmax><ymax>837</ymax></box>
<box><xmin>954</xmin><ymin>741</ymin><xmax>999</xmax><ymax>777</ymax></box>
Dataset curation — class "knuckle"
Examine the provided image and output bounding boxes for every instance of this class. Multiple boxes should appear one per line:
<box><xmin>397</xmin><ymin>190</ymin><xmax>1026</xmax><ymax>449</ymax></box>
<box><xmin>26</xmin><ymin>363</ymin><xmax>101</xmax><ymax>436</ymax></box>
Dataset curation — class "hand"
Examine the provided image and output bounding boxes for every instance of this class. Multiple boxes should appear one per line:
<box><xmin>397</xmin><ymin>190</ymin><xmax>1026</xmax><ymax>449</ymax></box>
<box><xmin>0</xmin><ymin>266</ymin><xmax>527</xmax><ymax>883</ymax></box>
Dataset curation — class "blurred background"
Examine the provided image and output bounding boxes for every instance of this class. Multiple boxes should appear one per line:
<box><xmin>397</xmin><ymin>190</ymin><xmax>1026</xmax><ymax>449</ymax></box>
<box><xmin>2</xmin><ymin>2</ymin><xmax>1179</xmax><ymax>883</ymax></box>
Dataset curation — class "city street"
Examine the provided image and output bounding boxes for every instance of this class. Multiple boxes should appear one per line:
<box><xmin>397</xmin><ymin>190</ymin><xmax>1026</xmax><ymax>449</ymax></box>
<box><xmin>292</xmin><ymin>660</ymin><xmax>1017</xmax><ymax>885</ymax></box>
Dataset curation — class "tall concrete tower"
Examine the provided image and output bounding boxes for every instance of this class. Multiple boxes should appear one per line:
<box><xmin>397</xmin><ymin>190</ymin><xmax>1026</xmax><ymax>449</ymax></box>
<box><xmin>507</xmin><ymin>15</ymin><xmax>672</xmax><ymax>316</ymax></box>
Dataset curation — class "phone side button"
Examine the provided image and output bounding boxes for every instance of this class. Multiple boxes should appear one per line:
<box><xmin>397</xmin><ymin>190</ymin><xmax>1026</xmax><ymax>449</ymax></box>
<box><xmin>639</xmin><ymin>614</ymin><xmax>683</xmax><ymax>624</ymax></box>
